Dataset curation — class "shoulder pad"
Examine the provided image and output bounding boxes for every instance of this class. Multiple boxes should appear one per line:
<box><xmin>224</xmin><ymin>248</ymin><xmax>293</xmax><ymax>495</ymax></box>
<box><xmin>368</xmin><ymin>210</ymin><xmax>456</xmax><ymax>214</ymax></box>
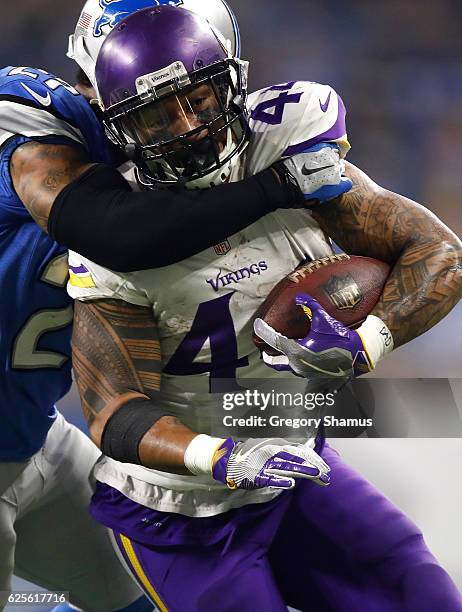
<box><xmin>0</xmin><ymin>66</ymin><xmax>108</xmax><ymax>162</ymax></box>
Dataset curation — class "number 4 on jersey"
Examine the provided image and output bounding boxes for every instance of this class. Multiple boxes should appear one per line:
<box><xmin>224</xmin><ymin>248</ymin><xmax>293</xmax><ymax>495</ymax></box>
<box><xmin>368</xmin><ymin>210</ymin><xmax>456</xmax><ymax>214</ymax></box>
<box><xmin>164</xmin><ymin>293</ymin><xmax>248</xmax><ymax>386</ymax></box>
<box><xmin>251</xmin><ymin>82</ymin><xmax>302</xmax><ymax>125</ymax></box>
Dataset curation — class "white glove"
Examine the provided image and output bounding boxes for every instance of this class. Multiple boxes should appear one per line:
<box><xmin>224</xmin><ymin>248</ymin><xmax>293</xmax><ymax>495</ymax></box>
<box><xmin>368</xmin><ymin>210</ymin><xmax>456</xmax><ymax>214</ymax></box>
<box><xmin>280</xmin><ymin>143</ymin><xmax>353</xmax><ymax>202</ymax></box>
<box><xmin>184</xmin><ymin>435</ymin><xmax>330</xmax><ymax>490</ymax></box>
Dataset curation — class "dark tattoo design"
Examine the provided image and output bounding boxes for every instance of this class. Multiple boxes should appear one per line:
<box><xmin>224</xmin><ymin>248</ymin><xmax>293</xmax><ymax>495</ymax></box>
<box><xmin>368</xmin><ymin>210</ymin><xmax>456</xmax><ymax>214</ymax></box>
<box><xmin>72</xmin><ymin>299</ymin><xmax>161</xmax><ymax>427</ymax></box>
<box><xmin>312</xmin><ymin>162</ymin><xmax>462</xmax><ymax>347</ymax></box>
<box><xmin>10</xmin><ymin>141</ymin><xmax>93</xmax><ymax>231</ymax></box>
<box><xmin>72</xmin><ymin>299</ymin><xmax>196</xmax><ymax>471</ymax></box>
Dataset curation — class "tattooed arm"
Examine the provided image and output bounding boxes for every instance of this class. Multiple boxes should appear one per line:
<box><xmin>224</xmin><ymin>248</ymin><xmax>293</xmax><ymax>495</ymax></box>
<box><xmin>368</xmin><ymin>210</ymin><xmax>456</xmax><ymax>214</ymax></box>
<box><xmin>10</xmin><ymin>142</ymin><xmax>94</xmax><ymax>231</ymax></box>
<box><xmin>72</xmin><ymin>298</ymin><xmax>197</xmax><ymax>473</ymax></box>
<box><xmin>10</xmin><ymin>140</ymin><xmax>295</xmax><ymax>271</ymax></box>
<box><xmin>73</xmin><ymin>298</ymin><xmax>331</xmax><ymax>486</ymax></box>
<box><xmin>312</xmin><ymin>161</ymin><xmax>462</xmax><ymax>347</ymax></box>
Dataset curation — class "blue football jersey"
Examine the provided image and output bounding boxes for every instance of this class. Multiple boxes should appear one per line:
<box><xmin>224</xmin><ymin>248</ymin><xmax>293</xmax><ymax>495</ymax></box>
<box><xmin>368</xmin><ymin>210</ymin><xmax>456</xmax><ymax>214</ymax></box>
<box><xmin>0</xmin><ymin>66</ymin><xmax>112</xmax><ymax>461</ymax></box>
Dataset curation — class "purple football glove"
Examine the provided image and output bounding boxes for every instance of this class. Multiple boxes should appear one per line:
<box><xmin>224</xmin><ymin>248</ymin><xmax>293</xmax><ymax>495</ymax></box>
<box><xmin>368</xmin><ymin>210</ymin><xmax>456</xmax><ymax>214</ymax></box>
<box><xmin>254</xmin><ymin>293</ymin><xmax>372</xmax><ymax>380</ymax></box>
<box><xmin>212</xmin><ymin>437</ymin><xmax>330</xmax><ymax>490</ymax></box>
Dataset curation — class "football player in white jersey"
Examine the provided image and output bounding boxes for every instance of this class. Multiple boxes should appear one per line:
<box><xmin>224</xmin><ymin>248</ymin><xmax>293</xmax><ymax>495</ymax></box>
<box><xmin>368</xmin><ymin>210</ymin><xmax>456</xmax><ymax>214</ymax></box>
<box><xmin>68</xmin><ymin>6</ymin><xmax>462</xmax><ymax>611</ymax></box>
<box><xmin>1</xmin><ymin>2</ymin><xmax>321</xmax><ymax>610</ymax></box>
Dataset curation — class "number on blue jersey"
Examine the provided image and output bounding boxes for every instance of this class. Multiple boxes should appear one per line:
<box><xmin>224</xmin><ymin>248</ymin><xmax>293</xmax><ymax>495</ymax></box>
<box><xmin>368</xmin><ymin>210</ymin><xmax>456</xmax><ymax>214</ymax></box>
<box><xmin>12</xmin><ymin>253</ymin><xmax>73</xmax><ymax>369</ymax></box>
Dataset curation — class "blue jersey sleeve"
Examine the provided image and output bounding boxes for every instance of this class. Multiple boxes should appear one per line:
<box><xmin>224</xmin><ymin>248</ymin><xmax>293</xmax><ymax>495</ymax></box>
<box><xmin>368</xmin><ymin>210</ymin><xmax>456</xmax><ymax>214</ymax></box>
<box><xmin>0</xmin><ymin>66</ymin><xmax>110</xmax><ymax>159</ymax></box>
<box><xmin>0</xmin><ymin>66</ymin><xmax>113</xmax><ymax>224</ymax></box>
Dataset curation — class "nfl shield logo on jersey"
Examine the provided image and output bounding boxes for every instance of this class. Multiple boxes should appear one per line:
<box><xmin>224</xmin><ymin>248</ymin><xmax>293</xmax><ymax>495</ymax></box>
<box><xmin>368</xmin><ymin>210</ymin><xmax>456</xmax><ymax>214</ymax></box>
<box><xmin>214</xmin><ymin>240</ymin><xmax>232</xmax><ymax>256</ymax></box>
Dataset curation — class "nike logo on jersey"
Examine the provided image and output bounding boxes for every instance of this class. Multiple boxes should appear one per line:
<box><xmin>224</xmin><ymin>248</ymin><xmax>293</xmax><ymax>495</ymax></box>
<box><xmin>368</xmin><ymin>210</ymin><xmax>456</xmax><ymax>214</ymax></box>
<box><xmin>319</xmin><ymin>91</ymin><xmax>332</xmax><ymax>113</ymax></box>
<box><xmin>301</xmin><ymin>164</ymin><xmax>333</xmax><ymax>177</ymax></box>
<box><xmin>21</xmin><ymin>83</ymin><xmax>51</xmax><ymax>107</ymax></box>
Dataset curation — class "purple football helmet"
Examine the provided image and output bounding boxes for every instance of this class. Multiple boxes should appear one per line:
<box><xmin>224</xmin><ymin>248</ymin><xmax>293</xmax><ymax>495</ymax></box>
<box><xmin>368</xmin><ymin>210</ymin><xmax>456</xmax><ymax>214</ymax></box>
<box><xmin>95</xmin><ymin>5</ymin><xmax>249</xmax><ymax>187</ymax></box>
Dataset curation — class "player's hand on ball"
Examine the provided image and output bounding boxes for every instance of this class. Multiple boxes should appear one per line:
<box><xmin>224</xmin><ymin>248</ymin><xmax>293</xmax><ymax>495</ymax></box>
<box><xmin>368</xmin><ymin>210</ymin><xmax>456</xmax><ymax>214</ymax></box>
<box><xmin>212</xmin><ymin>437</ymin><xmax>330</xmax><ymax>490</ymax></box>
<box><xmin>254</xmin><ymin>293</ymin><xmax>372</xmax><ymax>380</ymax></box>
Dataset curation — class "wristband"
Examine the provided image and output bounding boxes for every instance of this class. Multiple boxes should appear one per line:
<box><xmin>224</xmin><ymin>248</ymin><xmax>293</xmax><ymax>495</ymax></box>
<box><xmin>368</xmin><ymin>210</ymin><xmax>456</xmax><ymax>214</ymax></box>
<box><xmin>101</xmin><ymin>396</ymin><xmax>171</xmax><ymax>464</ymax></box>
<box><xmin>183</xmin><ymin>434</ymin><xmax>226</xmax><ymax>475</ymax></box>
<box><xmin>356</xmin><ymin>315</ymin><xmax>394</xmax><ymax>369</ymax></box>
<box><xmin>271</xmin><ymin>161</ymin><xmax>305</xmax><ymax>208</ymax></box>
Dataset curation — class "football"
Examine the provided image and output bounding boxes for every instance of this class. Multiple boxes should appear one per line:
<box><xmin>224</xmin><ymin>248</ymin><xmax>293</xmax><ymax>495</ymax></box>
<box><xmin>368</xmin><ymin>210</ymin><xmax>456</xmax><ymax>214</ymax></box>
<box><xmin>253</xmin><ymin>254</ymin><xmax>390</xmax><ymax>353</ymax></box>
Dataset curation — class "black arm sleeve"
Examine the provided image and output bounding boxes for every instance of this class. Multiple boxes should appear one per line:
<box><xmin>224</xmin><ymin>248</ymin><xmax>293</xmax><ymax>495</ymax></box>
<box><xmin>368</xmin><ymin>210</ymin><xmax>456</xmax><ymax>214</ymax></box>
<box><xmin>48</xmin><ymin>164</ymin><xmax>300</xmax><ymax>272</ymax></box>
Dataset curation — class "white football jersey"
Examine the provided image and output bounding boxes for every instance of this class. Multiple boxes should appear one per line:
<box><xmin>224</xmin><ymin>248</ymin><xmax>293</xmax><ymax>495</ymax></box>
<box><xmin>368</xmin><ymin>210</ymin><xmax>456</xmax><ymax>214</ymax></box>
<box><xmin>68</xmin><ymin>81</ymin><xmax>350</xmax><ymax>516</ymax></box>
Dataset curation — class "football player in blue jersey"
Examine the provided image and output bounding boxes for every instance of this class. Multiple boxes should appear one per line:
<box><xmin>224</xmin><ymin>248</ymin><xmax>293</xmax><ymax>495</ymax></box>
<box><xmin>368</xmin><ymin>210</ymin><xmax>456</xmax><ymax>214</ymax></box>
<box><xmin>67</xmin><ymin>6</ymin><xmax>462</xmax><ymax>611</ymax></box>
<box><xmin>0</xmin><ymin>64</ymin><xmax>154</xmax><ymax>612</ymax></box>
<box><xmin>0</xmin><ymin>2</ymin><xmax>318</xmax><ymax>610</ymax></box>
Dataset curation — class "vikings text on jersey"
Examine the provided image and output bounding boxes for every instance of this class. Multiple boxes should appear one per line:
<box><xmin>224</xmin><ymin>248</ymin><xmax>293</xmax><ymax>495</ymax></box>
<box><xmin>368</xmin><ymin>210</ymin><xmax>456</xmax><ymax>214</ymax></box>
<box><xmin>68</xmin><ymin>80</ymin><xmax>350</xmax><ymax>515</ymax></box>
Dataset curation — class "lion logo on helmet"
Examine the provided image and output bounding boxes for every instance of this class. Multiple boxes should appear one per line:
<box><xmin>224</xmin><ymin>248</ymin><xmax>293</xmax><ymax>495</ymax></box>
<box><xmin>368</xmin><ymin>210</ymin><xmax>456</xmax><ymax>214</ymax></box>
<box><xmin>94</xmin><ymin>0</ymin><xmax>184</xmax><ymax>37</ymax></box>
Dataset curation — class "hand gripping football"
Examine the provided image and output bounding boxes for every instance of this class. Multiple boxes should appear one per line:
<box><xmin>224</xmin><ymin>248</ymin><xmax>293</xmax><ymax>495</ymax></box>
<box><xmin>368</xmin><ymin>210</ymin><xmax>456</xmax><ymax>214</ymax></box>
<box><xmin>253</xmin><ymin>254</ymin><xmax>390</xmax><ymax>354</ymax></box>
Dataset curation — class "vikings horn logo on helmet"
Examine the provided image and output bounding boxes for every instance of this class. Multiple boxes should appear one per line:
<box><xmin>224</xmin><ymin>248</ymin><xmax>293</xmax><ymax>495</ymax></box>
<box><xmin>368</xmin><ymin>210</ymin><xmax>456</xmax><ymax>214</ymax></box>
<box><xmin>93</xmin><ymin>0</ymin><xmax>184</xmax><ymax>37</ymax></box>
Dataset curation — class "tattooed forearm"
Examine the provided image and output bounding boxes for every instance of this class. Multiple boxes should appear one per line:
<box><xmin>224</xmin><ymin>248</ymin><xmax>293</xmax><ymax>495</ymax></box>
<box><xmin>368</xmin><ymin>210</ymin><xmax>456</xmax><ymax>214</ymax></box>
<box><xmin>10</xmin><ymin>141</ymin><xmax>94</xmax><ymax>231</ymax></box>
<box><xmin>72</xmin><ymin>299</ymin><xmax>161</xmax><ymax>427</ymax></box>
<box><xmin>312</xmin><ymin>162</ymin><xmax>462</xmax><ymax>347</ymax></box>
<box><xmin>72</xmin><ymin>298</ymin><xmax>197</xmax><ymax>470</ymax></box>
<box><xmin>374</xmin><ymin>256</ymin><xmax>462</xmax><ymax>344</ymax></box>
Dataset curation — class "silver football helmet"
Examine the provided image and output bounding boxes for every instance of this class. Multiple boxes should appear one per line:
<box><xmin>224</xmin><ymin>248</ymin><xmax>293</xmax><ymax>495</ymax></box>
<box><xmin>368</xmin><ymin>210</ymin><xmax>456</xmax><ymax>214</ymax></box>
<box><xmin>68</xmin><ymin>0</ymin><xmax>241</xmax><ymax>87</ymax></box>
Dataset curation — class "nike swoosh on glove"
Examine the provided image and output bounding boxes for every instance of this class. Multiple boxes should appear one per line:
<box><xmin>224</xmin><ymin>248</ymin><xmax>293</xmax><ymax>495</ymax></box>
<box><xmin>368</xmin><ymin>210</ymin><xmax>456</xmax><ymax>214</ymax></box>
<box><xmin>254</xmin><ymin>293</ymin><xmax>393</xmax><ymax>381</ymax></box>
<box><xmin>273</xmin><ymin>143</ymin><xmax>353</xmax><ymax>203</ymax></box>
<box><xmin>212</xmin><ymin>437</ymin><xmax>331</xmax><ymax>490</ymax></box>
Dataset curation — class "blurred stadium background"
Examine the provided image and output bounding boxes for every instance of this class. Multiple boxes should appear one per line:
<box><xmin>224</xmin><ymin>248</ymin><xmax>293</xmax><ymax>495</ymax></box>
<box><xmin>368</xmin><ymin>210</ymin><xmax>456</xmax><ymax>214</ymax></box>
<box><xmin>1</xmin><ymin>0</ymin><xmax>461</xmax><ymax>609</ymax></box>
